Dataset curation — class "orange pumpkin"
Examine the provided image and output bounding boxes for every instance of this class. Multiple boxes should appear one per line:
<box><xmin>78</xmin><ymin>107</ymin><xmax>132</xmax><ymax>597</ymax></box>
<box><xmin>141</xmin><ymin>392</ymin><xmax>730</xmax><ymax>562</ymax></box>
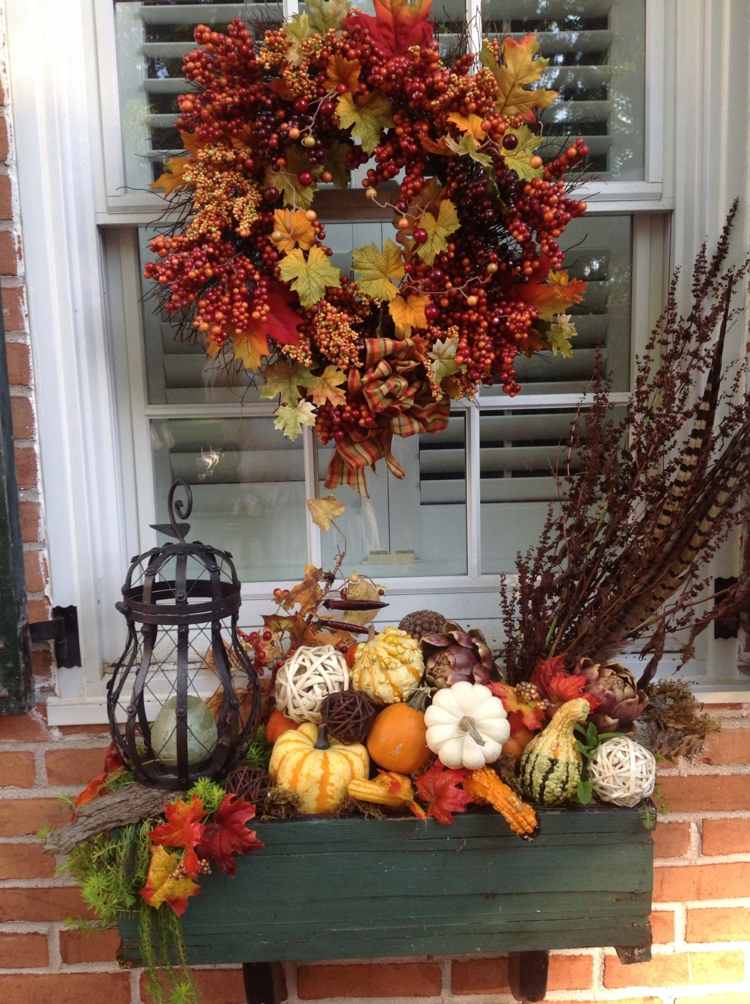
<box><xmin>266</xmin><ymin>708</ymin><xmax>297</xmax><ymax>744</ymax></box>
<box><xmin>503</xmin><ymin>726</ymin><xmax>535</xmax><ymax>759</ymax></box>
<box><xmin>367</xmin><ymin>703</ymin><xmax>431</xmax><ymax>774</ymax></box>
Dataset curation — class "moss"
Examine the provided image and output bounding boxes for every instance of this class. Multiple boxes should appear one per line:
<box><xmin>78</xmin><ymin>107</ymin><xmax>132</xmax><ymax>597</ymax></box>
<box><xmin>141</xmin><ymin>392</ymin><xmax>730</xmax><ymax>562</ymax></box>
<box><xmin>187</xmin><ymin>777</ymin><xmax>225</xmax><ymax>814</ymax></box>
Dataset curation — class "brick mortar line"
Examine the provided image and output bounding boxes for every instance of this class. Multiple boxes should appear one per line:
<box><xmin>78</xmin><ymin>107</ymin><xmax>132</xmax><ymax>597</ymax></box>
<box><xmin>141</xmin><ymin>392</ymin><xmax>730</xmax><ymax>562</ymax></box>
<box><xmin>657</xmin><ymin>764</ymin><xmax>750</xmax><ymax>776</ymax></box>
<box><xmin>659</xmin><ymin>810</ymin><xmax>750</xmax><ymax>821</ymax></box>
<box><xmin>0</xmin><ymin>737</ymin><xmax>111</xmax><ymax>751</ymax></box>
<box><xmin>0</xmin><ymin>879</ymin><xmax>79</xmax><ymax>889</ymax></box>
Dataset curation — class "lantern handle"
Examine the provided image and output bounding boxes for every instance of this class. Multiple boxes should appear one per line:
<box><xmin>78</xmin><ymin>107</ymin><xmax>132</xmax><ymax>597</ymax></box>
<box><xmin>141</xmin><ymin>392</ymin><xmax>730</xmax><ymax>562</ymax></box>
<box><xmin>164</xmin><ymin>479</ymin><xmax>193</xmax><ymax>541</ymax></box>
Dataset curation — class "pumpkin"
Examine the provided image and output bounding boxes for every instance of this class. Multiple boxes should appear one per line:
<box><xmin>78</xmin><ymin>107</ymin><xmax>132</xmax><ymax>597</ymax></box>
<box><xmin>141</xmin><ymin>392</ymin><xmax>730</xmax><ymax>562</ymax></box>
<box><xmin>502</xmin><ymin>726</ymin><xmax>536</xmax><ymax>760</ymax></box>
<box><xmin>424</xmin><ymin>681</ymin><xmax>509</xmax><ymax>770</ymax></box>
<box><xmin>269</xmin><ymin>722</ymin><xmax>368</xmax><ymax>815</ymax></box>
<box><xmin>351</xmin><ymin>627</ymin><xmax>424</xmax><ymax>704</ymax></box>
<box><xmin>519</xmin><ymin>697</ymin><xmax>590</xmax><ymax>806</ymax></box>
<box><xmin>466</xmin><ymin>767</ymin><xmax>538</xmax><ymax>838</ymax></box>
<box><xmin>367</xmin><ymin>703</ymin><xmax>431</xmax><ymax>774</ymax></box>
<box><xmin>266</xmin><ymin>708</ymin><xmax>297</xmax><ymax>744</ymax></box>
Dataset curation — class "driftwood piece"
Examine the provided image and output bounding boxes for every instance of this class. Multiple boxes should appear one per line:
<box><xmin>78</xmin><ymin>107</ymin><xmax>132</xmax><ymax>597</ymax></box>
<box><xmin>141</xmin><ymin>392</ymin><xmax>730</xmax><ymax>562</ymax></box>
<box><xmin>45</xmin><ymin>784</ymin><xmax>178</xmax><ymax>854</ymax></box>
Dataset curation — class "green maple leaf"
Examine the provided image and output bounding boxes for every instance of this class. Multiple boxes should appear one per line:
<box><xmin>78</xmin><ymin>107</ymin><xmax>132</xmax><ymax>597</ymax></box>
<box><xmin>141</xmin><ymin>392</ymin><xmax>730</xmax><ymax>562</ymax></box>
<box><xmin>273</xmin><ymin>400</ymin><xmax>317</xmax><ymax>441</ymax></box>
<box><xmin>445</xmin><ymin>133</ymin><xmax>493</xmax><ymax>170</ymax></box>
<box><xmin>547</xmin><ymin>314</ymin><xmax>577</xmax><ymax>358</ymax></box>
<box><xmin>279</xmin><ymin>246</ymin><xmax>341</xmax><ymax>308</ymax></box>
<box><xmin>500</xmin><ymin>125</ymin><xmax>544</xmax><ymax>182</ymax></box>
<box><xmin>336</xmin><ymin>91</ymin><xmax>393</xmax><ymax>154</ymax></box>
<box><xmin>260</xmin><ymin>363</ymin><xmax>314</xmax><ymax>406</ymax></box>
<box><xmin>352</xmin><ymin>241</ymin><xmax>404</xmax><ymax>301</ymax></box>
<box><xmin>306</xmin><ymin>0</ymin><xmax>349</xmax><ymax>33</ymax></box>
<box><xmin>417</xmin><ymin>199</ymin><xmax>460</xmax><ymax>266</ymax></box>
<box><xmin>429</xmin><ymin>335</ymin><xmax>460</xmax><ymax>386</ymax></box>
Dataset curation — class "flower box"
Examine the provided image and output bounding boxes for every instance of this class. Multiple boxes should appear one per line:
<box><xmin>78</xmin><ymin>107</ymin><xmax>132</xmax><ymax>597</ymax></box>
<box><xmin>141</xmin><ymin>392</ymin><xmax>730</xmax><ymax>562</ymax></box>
<box><xmin>118</xmin><ymin>805</ymin><xmax>653</xmax><ymax>1003</ymax></box>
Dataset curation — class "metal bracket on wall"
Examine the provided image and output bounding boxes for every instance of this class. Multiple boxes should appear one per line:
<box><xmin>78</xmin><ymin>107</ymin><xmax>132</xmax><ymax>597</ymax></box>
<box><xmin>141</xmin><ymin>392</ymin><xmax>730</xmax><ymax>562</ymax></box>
<box><xmin>28</xmin><ymin>605</ymin><xmax>81</xmax><ymax>668</ymax></box>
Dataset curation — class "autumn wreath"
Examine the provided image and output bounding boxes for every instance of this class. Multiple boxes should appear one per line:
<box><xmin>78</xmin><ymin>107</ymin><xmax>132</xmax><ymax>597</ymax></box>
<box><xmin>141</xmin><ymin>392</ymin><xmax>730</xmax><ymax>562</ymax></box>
<box><xmin>147</xmin><ymin>0</ymin><xmax>588</xmax><ymax>492</ymax></box>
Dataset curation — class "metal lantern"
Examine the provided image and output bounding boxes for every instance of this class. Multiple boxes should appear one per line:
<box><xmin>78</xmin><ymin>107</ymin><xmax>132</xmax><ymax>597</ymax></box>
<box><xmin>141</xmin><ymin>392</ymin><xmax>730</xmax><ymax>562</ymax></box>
<box><xmin>107</xmin><ymin>480</ymin><xmax>260</xmax><ymax>789</ymax></box>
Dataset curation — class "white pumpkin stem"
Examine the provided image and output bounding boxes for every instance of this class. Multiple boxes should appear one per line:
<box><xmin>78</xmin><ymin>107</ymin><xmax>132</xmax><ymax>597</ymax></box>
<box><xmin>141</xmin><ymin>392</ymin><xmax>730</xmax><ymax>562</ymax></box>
<box><xmin>458</xmin><ymin>716</ymin><xmax>485</xmax><ymax>746</ymax></box>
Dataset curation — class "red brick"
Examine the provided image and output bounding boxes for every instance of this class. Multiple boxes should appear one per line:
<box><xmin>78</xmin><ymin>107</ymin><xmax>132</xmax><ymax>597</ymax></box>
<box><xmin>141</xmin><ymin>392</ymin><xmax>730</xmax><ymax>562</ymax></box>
<box><xmin>19</xmin><ymin>502</ymin><xmax>42</xmax><ymax>544</ymax></box>
<box><xmin>23</xmin><ymin>549</ymin><xmax>45</xmax><ymax>594</ymax></box>
<box><xmin>46</xmin><ymin>747</ymin><xmax>109</xmax><ymax>786</ymax></box>
<box><xmin>0</xmin><ymin>973</ymin><xmax>130</xmax><ymax>1004</ymax></box>
<box><xmin>658</xmin><ymin>774</ymin><xmax>750</xmax><ymax>812</ymax></box>
<box><xmin>14</xmin><ymin>446</ymin><xmax>37</xmax><ymax>490</ymax></box>
<box><xmin>654</xmin><ymin>862</ymin><xmax>750</xmax><ymax>901</ymax></box>
<box><xmin>58</xmin><ymin>723</ymin><xmax>112</xmax><ymax>736</ymax></box>
<box><xmin>451</xmin><ymin>957</ymin><xmax>509</xmax><ymax>994</ymax></box>
<box><xmin>2</xmin><ymin>286</ymin><xmax>25</xmax><ymax>331</ymax></box>
<box><xmin>604</xmin><ymin>950</ymin><xmax>744</xmax><ymax>988</ymax></box>
<box><xmin>0</xmin><ymin>118</ymin><xmax>8</xmax><ymax>163</ymax></box>
<box><xmin>676</xmin><ymin>996</ymin><xmax>750</xmax><ymax>1004</ymax></box>
<box><xmin>0</xmin><ymin>797</ymin><xmax>71</xmax><ymax>836</ymax></box>
<box><xmin>0</xmin><ymin>887</ymin><xmax>93</xmax><ymax>923</ymax></box>
<box><xmin>10</xmin><ymin>395</ymin><xmax>33</xmax><ymax>438</ymax></box>
<box><xmin>142</xmin><ymin>968</ymin><xmax>248</xmax><ymax>1004</ymax></box>
<box><xmin>26</xmin><ymin>598</ymin><xmax>50</xmax><ymax>622</ymax></box>
<box><xmin>0</xmin><ymin>230</ymin><xmax>18</xmax><ymax>274</ymax></box>
<box><xmin>298</xmin><ymin>962</ymin><xmax>442</xmax><ymax>999</ymax></box>
<box><xmin>553</xmin><ymin>999</ymin><xmax>659</xmax><ymax>1004</ymax></box>
<box><xmin>0</xmin><ymin>843</ymin><xmax>55</xmax><ymax>879</ymax></box>
<box><xmin>0</xmin><ymin>933</ymin><xmax>48</xmax><ymax>968</ymax></box>
<box><xmin>547</xmin><ymin>954</ymin><xmax>593</xmax><ymax>991</ymax></box>
<box><xmin>0</xmin><ymin>709</ymin><xmax>47</xmax><ymax>741</ymax></box>
<box><xmin>702</xmin><ymin>818</ymin><xmax>750</xmax><ymax>855</ymax></box>
<box><xmin>687</xmin><ymin>907</ymin><xmax>750</xmax><ymax>942</ymax></box>
<box><xmin>0</xmin><ymin>175</ymin><xmax>11</xmax><ymax>218</ymax></box>
<box><xmin>651</xmin><ymin>910</ymin><xmax>676</xmax><ymax>944</ymax></box>
<box><xmin>653</xmin><ymin>821</ymin><xmax>691</xmax><ymax>859</ymax></box>
<box><xmin>5</xmin><ymin>340</ymin><xmax>30</xmax><ymax>385</ymax></box>
<box><xmin>704</xmin><ymin>729</ymin><xmax>750</xmax><ymax>764</ymax></box>
<box><xmin>0</xmin><ymin>751</ymin><xmax>35</xmax><ymax>787</ymax></box>
<box><xmin>60</xmin><ymin>929</ymin><xmax>121</xmax><ymax>965</ymax></box>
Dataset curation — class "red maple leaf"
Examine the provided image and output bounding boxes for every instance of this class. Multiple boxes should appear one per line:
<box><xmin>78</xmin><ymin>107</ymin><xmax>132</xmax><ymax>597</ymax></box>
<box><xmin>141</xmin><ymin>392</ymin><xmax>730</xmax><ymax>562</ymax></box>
<box><xmin>345</xmin><ymin>0</ymin><xmax>434</xmax><ymax>58</ymax></box>
<box><xmin>532</xmin><ymin>656</ymin><xmax>600</xmax><ymax>710</ymax></box>
<box><xmin>74</xmin><ymin>744</ymin><xmax>124</xmax><ymax>809</ymax></box>
<box><xmin>196</xmin><ymin>794</ymin><xmax>264</xmax><ymax>875</ymax></box>
<box><xmin>415</xmin><ymin>761</ymin><xmax>473</xmax><ymax>825</ymax></box>
<box><xmin>149</xmin><ymin>796</ymin><xmax>207</xmax><ymax>878</ymax></box>
<box><xmin>265</xmin><ymin>281</ymin><xmax>304</xmax><ymax>348</ymax></box>
<box><xmin>489</xmin><ymin>682</ymin><xmax>546</xmax><ymax>733</ymax></box>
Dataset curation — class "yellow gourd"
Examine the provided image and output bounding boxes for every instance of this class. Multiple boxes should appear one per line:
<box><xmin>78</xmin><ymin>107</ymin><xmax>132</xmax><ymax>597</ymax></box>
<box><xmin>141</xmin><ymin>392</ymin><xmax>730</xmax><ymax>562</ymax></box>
<box><xmin>351</xmin><ymin>627</ymin><xmax>424</xmax><ymax>704</ymax></box>
<box><xmin>269</xmin><ymin>722</ymin><xmax>368</xmax><ymax>815</ymax></box>
<box><xmin>466</xmin><ymin>767</ymin><xmax>538</xmax><ymax>838</ymax></box>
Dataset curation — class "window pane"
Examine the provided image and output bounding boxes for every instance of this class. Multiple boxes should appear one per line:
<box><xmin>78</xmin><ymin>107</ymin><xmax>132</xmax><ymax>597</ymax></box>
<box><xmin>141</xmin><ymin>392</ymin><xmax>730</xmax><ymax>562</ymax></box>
<box><xmin>151</xmin><ymin>417</ymin><xmax>307</xmax><ymax>582</ymax></box>
<box><xmin>319</xmin><ymin>414</ymin><xmax>468</xmax><ymax>578</ymax></box>
<box><xmin>482</xmin><ymin>0</ymin><xmax>646</xmax><ymax>179</ymax></box>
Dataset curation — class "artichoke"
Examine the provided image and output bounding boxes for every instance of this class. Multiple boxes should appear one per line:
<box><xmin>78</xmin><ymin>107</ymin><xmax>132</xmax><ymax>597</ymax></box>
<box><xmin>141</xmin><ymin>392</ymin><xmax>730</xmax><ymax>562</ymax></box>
<box><xmin>422</xmin><ymin>628</ymin><xmax>495</xmax><ymax>689</ymax></box>
<box><xmin>578</xmin><ymin>658</ymin><xmax>648</xmax><ymax>731</ymax></box>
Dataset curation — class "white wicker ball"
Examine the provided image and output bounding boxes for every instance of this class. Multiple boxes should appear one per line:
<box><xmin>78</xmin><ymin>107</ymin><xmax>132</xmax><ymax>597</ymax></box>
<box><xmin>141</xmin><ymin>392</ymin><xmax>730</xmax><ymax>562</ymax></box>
<box><xmin>274</xmin><ymin>644</ymin><xmax>349</xmax><ymax>724</ymax></box>
<box><xmin>589</xmin><ymin>736</ymin><xmax>656</xmax><ymax>808</ymax></box>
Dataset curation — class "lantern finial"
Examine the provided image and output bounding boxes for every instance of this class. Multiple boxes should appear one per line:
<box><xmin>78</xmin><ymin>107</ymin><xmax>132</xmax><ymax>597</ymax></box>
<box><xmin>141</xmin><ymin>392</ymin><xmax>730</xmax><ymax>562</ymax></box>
<box><xmin>150</xmin><ymin>478</ymin><xmax>193</xmax><ymax>541</ymax></box>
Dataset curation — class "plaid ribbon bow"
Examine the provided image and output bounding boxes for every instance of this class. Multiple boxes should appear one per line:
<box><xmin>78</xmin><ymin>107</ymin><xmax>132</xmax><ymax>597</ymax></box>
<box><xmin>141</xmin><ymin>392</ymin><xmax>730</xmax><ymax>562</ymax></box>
<box><xmin>324</xmin><ymin>337</ymin><xmax>450</xmax><ymax>495</ymax></box>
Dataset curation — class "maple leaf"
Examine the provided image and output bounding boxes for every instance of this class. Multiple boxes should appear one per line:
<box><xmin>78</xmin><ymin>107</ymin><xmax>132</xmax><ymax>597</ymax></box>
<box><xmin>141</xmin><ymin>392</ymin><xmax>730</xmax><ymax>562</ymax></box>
<box><xmin>326</xmin><ymin>55</ymin><xmax>361</xmax><ymax>94</ymax></box>
<box><xmin>429</xmin><ymin>334</ymin><xmax>460</xmax><ymax>387</ymax></box>
<box><xmin>307</xmin><ymin>0</ymin><xmax>349</xmax><ymax>33</ymax></box>
<box><xmin>307</xmin><ymin>365</ymin><xmax>347</xmax><ymax>407</ymax></box>
<box><xmin>151</xmin><ymin>132</ymin><xmax>200</xmax><ymax>194</ymax></box>
<box><xmin>264</xmin><ymin>283</ymin><xmax>305</xmax><ymax>347</ymax></box>
<box><xmin>274</xmin><ymin>400</ymin><xmax>317</xmax><ymax>440</ymax></box>
<box><xmin>345</xmin><ymin>0</ymin><xmax>434</xmax><ymax>57</ymax></box>
<box><xmin>444</xmin><ymin>133</ymin><xmax>493</xmax><ymax>170</ymax></box>
<box><xmin>266</xmin><ymin>147</ymin><xmax>316</xmax><ymax>209</ymax></box>
<box><xmin>149</xmin><ymin>796</ymin><xmax>207</xmax><ymax>878</ymax></box>
<box><xmin>283</xmin><ymin>14</ymin><xmax>312</xmax><ymax>66</ymax></box>
<box><xmin>447</xmin><ymin>112</ymin><xmax>486</xmax><ymax>142</ymax></box>
<box><xmin>196</xmin><ymin>794</ymin><xmax>263</xmax><ymax>876</ymax></box>
<box><xmin>307</xmin><ymin>495</ymin><xmax>346</xmax><ymax>532</ymax></box>
<box><xmin>352</xmin><ymin>241</ymin><xmax>404</xmax><ymax>301</ymax></box>
<box><xmin>500</xmin><ymin>125</ymin><xmax>544</xmax><ymax>181</ymax></box>
<box><xmin>279</xmin><ymin>246</ymin><xmax>342</xmax><ymax>308</ymax></box>
<box><xmin>547</xmin><ymin>314</ymin><xmax>577</xmax><ymax>358</ymax></box>
<box><xmin>231</xmin><ymin>327</ymin><xmax>270</xmax><ymax>371</ymax></box>
<box><xmin>271</xmin><ymin>209</ymin><xmax>316</xmax><ymax>253</ymax></box>
<box><xmin>74</xmin><ymin>744</ymin><xmax>124</xmax><ymax>809</ymax></box>
<box><xmin>140</xmin><ymin>845</ymin><xmax>200</xmax><ymax>916</ymax></box>
<box><xmin>519</xmin><ymin>270</ymin><xmax>586</xmax><ymax>321</ymax></box>
<box><xmin>480</xmin><ymin>36</ymin><xmax>557</xmax><ymax>118</ymax></box>
<box><xmin>282</xmin><ymin>565</ymin><xmax>326</xmax><ymax>615</ymax></box>
<box><xmin>322</xmin><ymin>140</ymin><xmax>353</xmax><ymax>189</ymax></box>
<box><xmin>263</xmin><ymin>612</ymin><xmax>308</xmax><ymax>646</ymax></box>
<box><xmin>336</xmin><ymin>91</ymin><xmax>393</xmax><ymax>154</ymax></box>
<box><xmin>389</xmin><ymin>293</ymin><xmax>429</xmax><ymax>336</ymax></box>
<box><xmin>489</xmin><ymin>682</ymin><xmax>546</xmax><ymax>733</ymax></box>
<box><xmin>416</xmin><ymin>199</ymin><xmax>460</xmax><ymax>266</ymax></box>
<box><xmin>415</xmin><ymin>761</ymin><xmax>473</xmax><ymax>825</ymax></box>
<box><xmin>260</xmin><ymin>363</ymin><xmax>313</xmax><ymax>406</ymax></box>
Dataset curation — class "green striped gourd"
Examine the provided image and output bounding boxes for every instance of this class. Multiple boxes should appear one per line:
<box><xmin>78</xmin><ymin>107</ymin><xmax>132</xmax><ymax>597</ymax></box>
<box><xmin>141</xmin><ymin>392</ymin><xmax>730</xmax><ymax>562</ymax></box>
<box><xmin>519</xmin><ymin>698</ymin><xmax>590</xmax><ymax>806</ymax></box>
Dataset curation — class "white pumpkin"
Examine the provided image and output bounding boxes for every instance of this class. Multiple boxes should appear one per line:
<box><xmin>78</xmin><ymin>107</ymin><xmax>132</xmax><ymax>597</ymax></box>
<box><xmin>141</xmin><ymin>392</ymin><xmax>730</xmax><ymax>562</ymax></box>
<box><xmin>424</xmin><ymin>681</ymin><xmax>509</xmax><ymax>769</ymax></box>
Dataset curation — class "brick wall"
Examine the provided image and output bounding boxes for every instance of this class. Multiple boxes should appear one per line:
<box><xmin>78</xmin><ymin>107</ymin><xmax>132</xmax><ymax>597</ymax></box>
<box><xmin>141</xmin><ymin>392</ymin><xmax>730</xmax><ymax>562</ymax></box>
<box><xmin>0</xmin><ymin>706</ymin><xmax>748</xmax><ymax>1004</ymax></box>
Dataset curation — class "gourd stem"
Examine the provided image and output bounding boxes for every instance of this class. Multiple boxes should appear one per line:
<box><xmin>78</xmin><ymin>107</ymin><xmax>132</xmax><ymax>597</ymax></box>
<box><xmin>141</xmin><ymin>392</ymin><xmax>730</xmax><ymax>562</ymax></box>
<box><xmin>458</xmin><ymin>716</ymin><xmax>485</xmax><ymax>746</ymax></box>
<box><xmin>314</xmin><ymin>725</ymin><xmax>331</xmax><ymax>751</ymax></box>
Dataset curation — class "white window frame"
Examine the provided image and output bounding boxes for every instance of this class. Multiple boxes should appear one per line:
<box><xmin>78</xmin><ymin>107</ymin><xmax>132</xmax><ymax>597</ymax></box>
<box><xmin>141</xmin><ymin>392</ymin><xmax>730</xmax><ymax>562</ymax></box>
<box><xmin>7</xmin><ymin>0</ymin><xmax>750</xmax><ymax>724</ymax></box>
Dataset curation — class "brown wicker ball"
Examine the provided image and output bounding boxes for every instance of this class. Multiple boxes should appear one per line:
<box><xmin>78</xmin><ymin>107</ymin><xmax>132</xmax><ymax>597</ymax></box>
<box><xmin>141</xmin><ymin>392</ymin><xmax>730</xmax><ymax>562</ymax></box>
<box><xmin>320</xmin><ymin>688</ymin><xmax>379</xmax><ymax>744</ymax></box>
<box><xmin>224</xmin><ymin>766</ymin><xmax>272</xmax><ymax>806</ymax></box>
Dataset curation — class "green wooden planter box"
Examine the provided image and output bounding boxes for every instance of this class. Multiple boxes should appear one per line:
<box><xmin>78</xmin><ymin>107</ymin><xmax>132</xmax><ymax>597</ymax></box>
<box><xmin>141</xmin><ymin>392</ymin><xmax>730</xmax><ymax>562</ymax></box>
<box><xmin>119</xmin><ymin>806</ymin><xmax>653</xmax><ymax>1002</ymax></box>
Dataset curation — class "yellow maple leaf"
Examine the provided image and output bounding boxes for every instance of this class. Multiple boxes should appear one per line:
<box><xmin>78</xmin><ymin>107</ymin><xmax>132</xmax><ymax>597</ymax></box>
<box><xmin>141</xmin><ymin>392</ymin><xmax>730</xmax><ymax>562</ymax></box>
<box><xmin>500</xmin><ymin>125</ymin><xmax>543</xmax><ymax>181</ymax></box>
<box><xmin>307</xmin><ymin>495</ymin><xmax>346</xmax><ymax>532</ymax></box>
<box><xmin>140</xmin><ymin>846</ymin><xmax>200</xmax><ymax>916</ymax></box>
<box><xmin>151</xmin><ymin>132</ymin><xmax>200</xmax><ymax>194</ymax></box>
<box><xmin>481</xmin><ymin>36</ymin><xmax>557</xmax><ymax>118</ymax></box>
<box><xmin>279</xmin><ymin>246</ymin><xmax>341</xmax><ymax>308</ymax></box>
<box><xmin>547</xmin><ymin>314</ymin><xmax>577</xmax><ymax>358</ymax></box>
<box><xmin>260</xmin><ymin>362</ymin><xmax>312</xmax><ymax>406</ymax></box>
<box><xmin>389</xmin><ymin>293</ymin><xmax>429</xmax><ymax>336</ymax></box>
<box><xmin>447</xmin><ymin>112</ymin><xmax>487</xmax><ymax>142</ymax></box>
<box><xmin>274</xmin><ymin>400</ymin><xmax>317</xmax><ymax>440</ymax></box>
<box><xmin>336</xmin><ymin>91</ymin><xmax>393</xmax><ymax>154</ymax></box>
<box><xmin>352</xmin><ymin>241</ymin><xmax>404</xmax><ymax>301</ymax></box>
<box><xmin>232</xmin><ymin>327</ymin><xmax>270</xmax><ymax>371</ymax></box>
<box><xmin>416</xmin><ymin>200</ymin><xmax>460</xmax><ymax>266</ymax></box>
<box><xmin>271</xmin><ymin>209</ymin><xmax>316</xmax><ymax>253</ymax></box>
<box><xmin>326</xmin><ymin>55</ymin><xmax>361</xmax><ymax>94</ymax></box>
<box><xmin>307</xmin><ymin>365</ymin><xmax>347</xmax><ymax>407</ymax></box>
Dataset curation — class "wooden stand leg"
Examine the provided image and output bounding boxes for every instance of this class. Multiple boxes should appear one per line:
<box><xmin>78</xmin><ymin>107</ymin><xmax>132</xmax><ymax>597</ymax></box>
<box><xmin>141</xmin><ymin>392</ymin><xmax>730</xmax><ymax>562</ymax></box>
<box><xmin>616</xmin><ymin>944</ymin><xmax>652</xmax><ymax>964</ymax></box>
<box><xmin>242</xmin><ymin>962</ymin><xmax>287</xmax><ymax>1004</ymax></box>
<box><xmin>509</xmin><ymin>950</ymin><xmax>549</xmax><ymax>1003</ymax></box>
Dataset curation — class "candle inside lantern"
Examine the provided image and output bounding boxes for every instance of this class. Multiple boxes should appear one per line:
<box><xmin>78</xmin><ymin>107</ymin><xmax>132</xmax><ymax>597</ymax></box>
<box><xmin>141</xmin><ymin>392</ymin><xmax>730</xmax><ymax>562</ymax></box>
<box><xmin>150</xmin><ymin>695</ymin><xmax>218</xmax><ymax>767</ymax></box>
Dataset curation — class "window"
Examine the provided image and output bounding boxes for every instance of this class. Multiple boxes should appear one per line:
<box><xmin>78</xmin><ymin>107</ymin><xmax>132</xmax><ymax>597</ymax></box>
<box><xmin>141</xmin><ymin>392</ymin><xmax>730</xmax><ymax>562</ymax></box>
<box><xmin>12</xmin><ymin>0</ymin><xmax>747</xmax><ymax>724</ymax></box>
